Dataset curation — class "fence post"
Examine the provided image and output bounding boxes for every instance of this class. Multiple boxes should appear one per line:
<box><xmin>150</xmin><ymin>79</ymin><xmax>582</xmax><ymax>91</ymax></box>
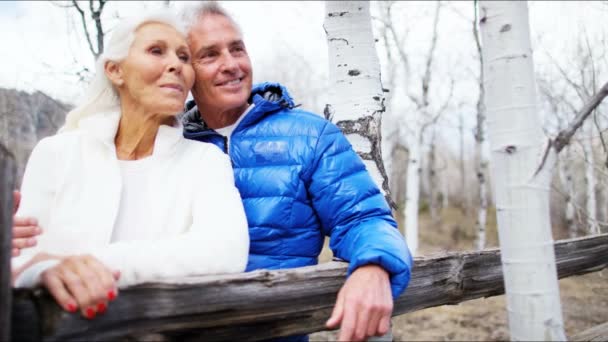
<box><xmin>0</xmin><ymin>144</ymin><xmax>16</xmax><ymax>341</ymax></box>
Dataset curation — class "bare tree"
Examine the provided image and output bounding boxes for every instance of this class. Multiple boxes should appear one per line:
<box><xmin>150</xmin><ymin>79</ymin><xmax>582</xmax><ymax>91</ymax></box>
<box><xmin>481</xmin><ymin>1</ymin><xmax>608</xmax><ymax>339</ymax></box>
<box><xmin>375</xmin><ymin>1</ymin><xmax>453</xmax><ymax>254</ymax></box>
<box><xmin>65</xmin><ymin>0</ymin><xmax>108</xmax><ymax>60</ymax></box>
<box><xmin>473</xmin><ymin>0</ymin><xmax>489</xmax><ymax>250</ymax></box>
<box><xmin>539</xmin><ymin>28</ymin><xmax>608</xmax><ymax>235</ymax></box>
<box><xmin>324</xmin><ymin>1</ymin><xmax>393</xmax><ymax>206</ymax></box>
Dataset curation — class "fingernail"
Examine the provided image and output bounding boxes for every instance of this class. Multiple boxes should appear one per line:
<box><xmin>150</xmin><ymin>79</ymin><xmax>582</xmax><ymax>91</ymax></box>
<box><xmin>107</xmin><ymin>290</ymin><xmax>116</xmax><ymax>301</ymax></box>
<box><xmin>67</xmin><ymin>303</ymin><xmax>77</xmax><ymax>313</ymax></box>
<box><xmin>97</xmin><ymin>302</ymin><xmax>107</xmax><ymax>314</ymax></box>
<box><xmin>85</xmin><ymin>307</ymin><xmax>96</xmax><ymax>319</ymax></box>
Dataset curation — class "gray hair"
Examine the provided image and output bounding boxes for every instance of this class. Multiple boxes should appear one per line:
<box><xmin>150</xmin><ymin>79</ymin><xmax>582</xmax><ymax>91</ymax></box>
<box><xmin>181</xmin><ymin>1</ymin><xmax>242</xmax><ymax>35</ymax></box>
<box><xmin>61</xmin><ymin>9</ymin><xmax>187</xmax><ymax>132</ymax></box>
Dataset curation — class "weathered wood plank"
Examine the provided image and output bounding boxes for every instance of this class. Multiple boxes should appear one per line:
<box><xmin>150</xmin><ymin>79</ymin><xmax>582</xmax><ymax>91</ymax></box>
<box><xmin>570</xmin><ymin>321</ymin><xmax>608</xmax><ymax>341</ymax></box>
<box><xmin>11</xmin><ymin>234</ymin><xmax>608</xmax><ymax>341</ymax></box>
<box><xmin>1</xmin><ymin>144</ymin><xmax>16</xmax><ymax>342</ymax></box>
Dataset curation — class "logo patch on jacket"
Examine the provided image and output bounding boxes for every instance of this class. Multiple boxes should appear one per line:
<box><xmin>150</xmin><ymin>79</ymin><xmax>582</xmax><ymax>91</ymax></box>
<box><xmin>253</xmin><ymin>141</ymin><xmax>289</xmax><ymax>164</ymax></box>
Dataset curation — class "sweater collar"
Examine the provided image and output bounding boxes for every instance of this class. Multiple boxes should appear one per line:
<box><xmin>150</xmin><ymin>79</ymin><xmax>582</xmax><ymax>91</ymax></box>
<box><xmin>78</xmin><ymin>111</ymin><xmax>183</xmax><ymax>157</ymax></box>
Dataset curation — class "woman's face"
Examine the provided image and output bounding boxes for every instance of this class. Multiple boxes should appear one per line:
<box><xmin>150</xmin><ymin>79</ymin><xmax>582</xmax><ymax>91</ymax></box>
<box><xmin>112</xmin><ymin>22</ymin><xmax>195</xmax><ymax>116</ymax></box>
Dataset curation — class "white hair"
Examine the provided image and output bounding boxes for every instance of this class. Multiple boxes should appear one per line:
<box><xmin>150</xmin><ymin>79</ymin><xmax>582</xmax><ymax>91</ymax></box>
<box><xmin>181</xmin><ymin>1</ymin><xmax>242</xmax><ymax>35</ymax></box>
<box><xmin>60</xmin><ymin>9</ymin><xmax>187</xmax><ymax>132</ymax></box>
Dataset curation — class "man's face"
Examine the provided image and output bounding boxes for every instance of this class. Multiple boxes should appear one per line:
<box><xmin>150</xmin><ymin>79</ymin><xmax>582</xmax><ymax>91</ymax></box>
<box><xmin>188</xmin><ymin>14</ymin><xmax>253</xmax><ymax>117</ymax></box>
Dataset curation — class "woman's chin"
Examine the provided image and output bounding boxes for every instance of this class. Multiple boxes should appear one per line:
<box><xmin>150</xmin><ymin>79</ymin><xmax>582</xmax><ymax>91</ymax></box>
<box><xmin>154</xmin><ymin>103</ymin><xmax>186</xmax><ymax>116</ymax></box>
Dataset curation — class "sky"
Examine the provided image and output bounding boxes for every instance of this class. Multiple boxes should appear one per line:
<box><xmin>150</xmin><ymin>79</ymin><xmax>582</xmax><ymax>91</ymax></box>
<box><xmin>1</xmin><ymin>1</ymin><xmax>605</xmax><ymax>99</ymax></box>
<box><xmin>1</xmin><ymin>1</ymin><xmax>607</xmax><ymax>156</ymax></box>
<box><xmin>0</xmin><ymin>1</ymin><xmax>329</xmax><ymax>105</ymax></box>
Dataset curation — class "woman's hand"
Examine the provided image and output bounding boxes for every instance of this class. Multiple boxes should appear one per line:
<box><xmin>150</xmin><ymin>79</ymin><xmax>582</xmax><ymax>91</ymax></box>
<box><xmin>40</xmin><ymin>254</ymin><xmax>120</xmax><ymax>319</ymax></box>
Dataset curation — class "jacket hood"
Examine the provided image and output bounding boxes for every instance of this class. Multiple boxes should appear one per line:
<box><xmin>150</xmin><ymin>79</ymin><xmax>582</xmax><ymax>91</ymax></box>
<box><xmin>182</xmin><ymin>82</ymin><xmax>295</xmax><ymax>134</ymax></box>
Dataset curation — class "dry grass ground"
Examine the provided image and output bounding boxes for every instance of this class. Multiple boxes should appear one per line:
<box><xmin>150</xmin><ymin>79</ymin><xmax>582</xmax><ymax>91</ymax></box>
<box><xmin>311</xmin><ymin>206</ymin><xmax>608</xmax><ymax>341</ymax></box>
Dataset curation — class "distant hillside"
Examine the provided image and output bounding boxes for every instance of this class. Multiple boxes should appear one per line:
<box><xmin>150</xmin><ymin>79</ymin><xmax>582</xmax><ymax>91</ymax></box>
<box><xmin>0</xmin><ymin>88</ymin><xmax>71</xmax><ymax>186</ymax></box>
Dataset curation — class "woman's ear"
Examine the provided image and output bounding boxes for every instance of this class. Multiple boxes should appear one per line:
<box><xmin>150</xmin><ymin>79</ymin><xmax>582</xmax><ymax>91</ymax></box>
<box><xmin>105</xmin><ymin>60</ymin><xmax>124</xmax><ymax>87</ymax></box>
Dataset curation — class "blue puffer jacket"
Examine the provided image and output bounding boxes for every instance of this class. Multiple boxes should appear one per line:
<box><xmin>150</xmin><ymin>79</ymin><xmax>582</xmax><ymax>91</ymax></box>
<box><xmin>182</xmin><ymin>82</ymin><xmax>412</xmax><ymax>302</ymax></box>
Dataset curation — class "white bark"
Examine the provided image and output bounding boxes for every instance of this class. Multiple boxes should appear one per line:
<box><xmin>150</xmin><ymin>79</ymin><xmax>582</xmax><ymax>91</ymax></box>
<box><xmin>324</xmin><ymin>1</ymin><xmax>392</xmax><ymax>203</ymax></box>
<box><xmin>557</xmin><ymin>147</ymin><xmax>577</xmax><ymax>238</ymax></box>
<box><xmin>474</xmin><ymin>2</ymin><xmax>488</xmax><ymax>250</ymax></box>
<box><xmin>479</xmin><ymin>2</ymin><xmax>566</xmax><ymax>340</ymax></box>
<box><xmin>458</xmin><ymin>113</ymin><xmax>468</xmax><ymax>214</ymax></box>
<box><xmin>403</xmin><ymin>132</ymin><xmax>420</xmax><ymax>255</ymax></box>
<box><xmin>582</xmin><ymin>123</ymin><xmax>600</xmax><ymax>235</ymax></box>
<box><xmin>475</xmin><ymin>133</ymin><xmax>489</xmax><ymax>250</ymax></box>
<box><xmin>427</xmin><ymin>131</ymin><xmax>439</xmax><ymax>225</ymax></box>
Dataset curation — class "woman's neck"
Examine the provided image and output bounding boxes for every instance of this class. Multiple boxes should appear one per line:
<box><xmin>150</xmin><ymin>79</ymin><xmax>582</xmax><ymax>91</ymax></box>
<box><xmin>114</xmin><ymin>103</ymin><xmax>173</xmax><ymax>160</ymax></box>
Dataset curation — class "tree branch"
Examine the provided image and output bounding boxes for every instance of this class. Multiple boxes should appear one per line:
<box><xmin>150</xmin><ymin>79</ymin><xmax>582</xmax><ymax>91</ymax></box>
<box><xmin>554</xmin><ymin>81</ymin><xmax>608</xmax><ymax>153</ymax></box>
<box><xmin>420</xmin><ymin>2</ymin><xmax>442</xmax><ymax>107</ymax></box>
<box><xmin>72</xmin><ymin>0</ymin><xmax>98</xmax><ymax>58</ymax></box>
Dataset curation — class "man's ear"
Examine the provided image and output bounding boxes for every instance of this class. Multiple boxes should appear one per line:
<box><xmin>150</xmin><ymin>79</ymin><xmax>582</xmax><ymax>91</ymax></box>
<box><xmin>105</xmin><ymin>60</ymin><xmax>124</xmax><ymax>87</ymax></box>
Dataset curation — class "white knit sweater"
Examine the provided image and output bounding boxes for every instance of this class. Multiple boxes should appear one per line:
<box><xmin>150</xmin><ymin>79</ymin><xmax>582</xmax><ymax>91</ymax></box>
<box><xmin>13</xmin><ymin>111</ymin><xmax>249</xmax><ymax>288</ymax></box>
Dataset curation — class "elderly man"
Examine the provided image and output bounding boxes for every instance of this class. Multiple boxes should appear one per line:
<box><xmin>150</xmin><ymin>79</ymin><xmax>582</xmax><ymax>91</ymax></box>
<box><xmin>12</xmin><ymin>2</ymin><xmax>412</xmax><ymax>341</ymax></box>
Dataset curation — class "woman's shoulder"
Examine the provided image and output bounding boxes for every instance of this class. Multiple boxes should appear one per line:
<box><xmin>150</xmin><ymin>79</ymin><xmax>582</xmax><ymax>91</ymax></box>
<box><xmin>31</xmin><ymin>130</ymin><xmax>83</xmax><ymax>154</ymax></box>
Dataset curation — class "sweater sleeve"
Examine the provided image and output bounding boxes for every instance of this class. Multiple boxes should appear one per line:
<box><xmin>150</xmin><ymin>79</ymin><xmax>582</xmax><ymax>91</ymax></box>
<box><xmin>308</xmin><ymin>122</ymin><xmax>413</xmax><ymax>299</ymax></box>
<box><xmin>12</xmin><ymin>137</ymin><xmax>58</xmax><ymax>275</ymax></box>
<box><xmin>91</xmin><ymin>147</ymin><xmax>249</xmax><ymax>288</ymax></box>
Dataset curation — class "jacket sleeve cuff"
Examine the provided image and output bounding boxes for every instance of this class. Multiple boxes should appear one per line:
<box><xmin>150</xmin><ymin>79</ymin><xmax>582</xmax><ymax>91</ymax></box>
<box><xmin>347</xmin><ymin>251</ymin><xmax>413</xmax><ymax>299</ymax></box>
<box><xmin>13</xmin><ymin>259</ymin><xmax>60</xmax><ymax>288</ymax></box>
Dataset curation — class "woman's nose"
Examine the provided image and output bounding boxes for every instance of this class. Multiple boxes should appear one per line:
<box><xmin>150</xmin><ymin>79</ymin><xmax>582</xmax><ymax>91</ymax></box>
<box><xmin>168</xmin><ymin>54</ymin><xmax>183</xmax><ymax>73</ymax></box>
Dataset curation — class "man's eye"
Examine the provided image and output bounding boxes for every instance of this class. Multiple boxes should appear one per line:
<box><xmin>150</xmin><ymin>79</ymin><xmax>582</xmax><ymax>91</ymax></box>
<box><xmin>201</xmin><ymin>51</ymin><xmax>217</xmax><ymax>59</ymax></box>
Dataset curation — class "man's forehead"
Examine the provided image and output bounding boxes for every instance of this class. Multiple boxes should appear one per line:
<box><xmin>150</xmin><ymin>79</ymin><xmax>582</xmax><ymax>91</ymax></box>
<box><xmin>198</xmin><ymin>38</ymin><xmax>245</xmax><ymax>50</ymax></box>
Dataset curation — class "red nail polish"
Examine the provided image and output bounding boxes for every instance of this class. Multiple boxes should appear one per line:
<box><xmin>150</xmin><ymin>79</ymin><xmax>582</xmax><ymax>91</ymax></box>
<box><xmin>97</xmin><ymin>302</ymin><xmax>107</xmax><ymax>314</ymax></box>
<box><xmin>107</xmin><ymin>290</ymin><xmax>116</xmax><ymax>301</ymax></box>
<box><xmin>67</xmin><ymin>303</ymin><xmax>77</xmax><ymax>313</ymax></box>
<box><xmin>86</xmin><ymin>307</ymin><xmax>96</xmax><ymax>319</ymax></box>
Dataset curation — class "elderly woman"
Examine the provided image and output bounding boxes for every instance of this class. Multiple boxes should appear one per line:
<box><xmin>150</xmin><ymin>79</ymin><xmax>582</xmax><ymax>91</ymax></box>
<box><xmin>11</xmin><ymin>10</ymin><xmax>249</xmax><ymax>319</ymax></box>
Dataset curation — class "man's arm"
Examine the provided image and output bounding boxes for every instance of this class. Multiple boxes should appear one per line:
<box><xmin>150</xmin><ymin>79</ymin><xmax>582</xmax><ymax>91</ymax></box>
<box><xmin>307</xmin><ymin>121</ymin><xmax>413</xmax><ymax>341</ymax></box>
<box><xmin>12</xmin><ymin>190</ymin><xmax>42</xmax><ymax>257</ymax></box>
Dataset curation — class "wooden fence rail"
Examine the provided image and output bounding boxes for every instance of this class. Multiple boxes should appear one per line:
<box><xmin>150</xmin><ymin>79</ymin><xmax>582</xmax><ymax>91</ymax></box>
<box><xmin>10</xmin><ymin>233</ymin><xmax>608</xmax><ymax>341</ymax></box>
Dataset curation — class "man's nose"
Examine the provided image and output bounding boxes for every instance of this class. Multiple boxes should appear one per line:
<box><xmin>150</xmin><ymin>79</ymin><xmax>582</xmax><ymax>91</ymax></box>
<box><xmin>220</xmin><ymin>52</ymin><xmax>239</xmax><ymax>72</ymax></box>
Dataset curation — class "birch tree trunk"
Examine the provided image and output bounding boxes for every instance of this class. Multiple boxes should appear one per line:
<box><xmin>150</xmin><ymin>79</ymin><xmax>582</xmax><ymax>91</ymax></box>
<box><xmin>403</xmin><ymin>132</ymin><xmax>421</xmax><ymax>255</ymax></box>
<box><xmin>324</xmin><ymin>1</ymin><xmax>392</xmax><ymax>205</ymax></box>
<box><xmin>474</xmin><ymin>2</ymin><xmax>488</xmax><ymax>250</ymax></box>
<box><xmin>479</xmin><ymin>1</ymin><xmax>566</xmax><ymax>340</ymax></box>
<box><xmin>458</xmin><ymin>113</ymin><xmax>468</xmax><ymax>214</ymax></box>
<box><xmin>427</xmin><ymin>131</ymin><xmax>439</xmax><ymax>225</ymax></box>
<box><xmin>558</xmin><ymin>147</ymin><xmax>577</xmax><ymax>238</ymax></box>
<box><xmin>582</xmin><ymin>122</ymin><xmax>599</xmax><ymax>235</ymax></box>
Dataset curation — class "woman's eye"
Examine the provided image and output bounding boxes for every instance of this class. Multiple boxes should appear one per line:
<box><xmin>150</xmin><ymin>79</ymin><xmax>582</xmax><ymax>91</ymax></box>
<box><xmin>150</xmin><ymin>47</ymin><xmax>163</xmax><ymax>55</ymax></box>
<box><xmin>179</xmin><ymin>54</ymin><xmax>190</xmax><ymax>62</ymax></box>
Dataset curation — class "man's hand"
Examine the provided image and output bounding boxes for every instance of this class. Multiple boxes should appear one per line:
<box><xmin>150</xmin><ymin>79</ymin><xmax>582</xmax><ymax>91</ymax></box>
<box><xmin>326</xmin><ymin>264</ymin><xmax>393</xmax><ymax>341</ymax></box>
<box><xmin>12</xmin><ymin>190</ymin><xmax>42</xmax><ymax>257</ymax></box>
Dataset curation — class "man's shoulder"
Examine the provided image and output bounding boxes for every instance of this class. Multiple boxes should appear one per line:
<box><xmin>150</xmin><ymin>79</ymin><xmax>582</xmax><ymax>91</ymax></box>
<box><xmin>262</xmin><ymin>107</ymin><xmax>331</xmax><ymax>130</ymax></box>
